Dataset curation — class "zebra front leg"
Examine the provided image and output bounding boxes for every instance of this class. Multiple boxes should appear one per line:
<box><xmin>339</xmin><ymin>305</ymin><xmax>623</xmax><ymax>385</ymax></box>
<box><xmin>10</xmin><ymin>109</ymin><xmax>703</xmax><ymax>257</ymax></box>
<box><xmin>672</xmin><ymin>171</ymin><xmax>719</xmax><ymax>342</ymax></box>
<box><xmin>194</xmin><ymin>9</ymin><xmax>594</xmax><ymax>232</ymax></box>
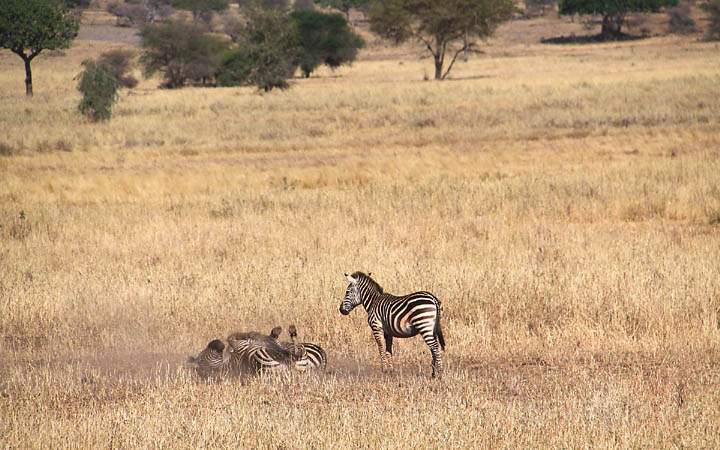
<box><xmin>371</xmin><ymin>326</ymin><xmax>387</xmax><ymax>372</ymax></box>
<box><xmin>384</xmin><ymin>332</ymin><xmax>394</xmax><ymax>372</ymax></box>
<box><xmin>419</xmin><ymin>329</ymin><xmax>443</xmax><ymax>379</ymax></box>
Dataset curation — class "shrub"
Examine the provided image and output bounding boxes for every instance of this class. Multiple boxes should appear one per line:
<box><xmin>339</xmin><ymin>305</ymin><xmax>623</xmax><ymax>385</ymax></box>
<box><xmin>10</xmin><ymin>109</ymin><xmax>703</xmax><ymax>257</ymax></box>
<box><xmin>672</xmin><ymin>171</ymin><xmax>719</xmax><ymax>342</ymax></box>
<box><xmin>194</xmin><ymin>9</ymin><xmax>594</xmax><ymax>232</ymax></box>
<box><xmin>668</xmin><ymin>2</ymin><xmax>697</xmax><ymax>34</ymax></box>
<box><xmin>701</xmin><ymin>0</ymin><xmax>720</xmax><ymax>40</ymax></box>
<box><xmin>559</xmin><ymin>0</ymin><xmax>679</xmax><ymax>38</ymax></box>
<box><xmin>98</xmin><ymin>49</ymin><xmax>138</xmax><ymax>88</ymax></box>
<box><xmin>139</xmin><ymin>19</ymin><xmax>229</xmax><ymax>88</ymax></box>
<box><xmin>77</xmin><ymin>59</ymin><xmax>119</xmax><ymax>122</ymax></box>
<box><xmin>218</xmin><ymin>7</ymin><xmax>298</xmax><ymax>91</ymax></box>
<box><xmin>290</xmin><ymin>9</ymin><xmax>364</xmax><ymax>78</ymax></box>
<box><xmin>216</xmin><ymin>48</ymin><xmax>254</xmax><ymax>86</ymax></box>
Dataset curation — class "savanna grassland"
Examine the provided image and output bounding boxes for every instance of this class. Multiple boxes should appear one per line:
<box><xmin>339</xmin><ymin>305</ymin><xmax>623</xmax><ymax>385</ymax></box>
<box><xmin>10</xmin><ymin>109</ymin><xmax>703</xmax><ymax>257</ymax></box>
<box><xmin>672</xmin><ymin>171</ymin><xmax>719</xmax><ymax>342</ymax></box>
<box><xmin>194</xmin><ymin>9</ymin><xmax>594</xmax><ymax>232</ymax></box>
<box><xmin>1</xmin><ymin>8</ymin><xmax>720</xmax><ymax>448</ymax></box>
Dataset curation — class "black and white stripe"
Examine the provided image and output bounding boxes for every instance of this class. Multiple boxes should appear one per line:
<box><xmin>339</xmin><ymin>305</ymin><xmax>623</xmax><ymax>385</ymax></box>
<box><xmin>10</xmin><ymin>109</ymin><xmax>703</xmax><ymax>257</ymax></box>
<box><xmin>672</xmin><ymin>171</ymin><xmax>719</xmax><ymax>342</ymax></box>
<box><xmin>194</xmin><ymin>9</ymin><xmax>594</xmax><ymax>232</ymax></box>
<box><xmin>186</xmin><ymin>339</ymin><xmax>230</xmax><ymax>379</ymax></box>
<box><xmin>339</xmin><ymin>271</ymin><xmax>446</xmax><ymax>378</ymax></box>
<box><xmin>226</xmin><ymin>331</ymin><xmax>297</xmax><ymax>375</ymax></box>
<box><xmin>269</xmin><ymin>325</ymin><xmax>327</xmax><ymax>372</ymax></box>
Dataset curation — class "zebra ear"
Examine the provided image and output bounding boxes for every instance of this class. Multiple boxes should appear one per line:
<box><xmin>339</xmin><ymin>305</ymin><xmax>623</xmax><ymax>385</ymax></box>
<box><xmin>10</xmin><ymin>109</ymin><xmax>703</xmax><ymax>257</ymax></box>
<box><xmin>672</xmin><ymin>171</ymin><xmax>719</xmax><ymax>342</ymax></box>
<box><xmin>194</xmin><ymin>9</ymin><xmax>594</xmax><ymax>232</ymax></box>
<box><xmin>345</xmin><ymin>273</ymin><xmax>357</xmax><ymax>284</ymax></box>
<box><xmin>368</xmin><ymin>272</ymin><xmax>372</xmax><ymax>277</ymax></box>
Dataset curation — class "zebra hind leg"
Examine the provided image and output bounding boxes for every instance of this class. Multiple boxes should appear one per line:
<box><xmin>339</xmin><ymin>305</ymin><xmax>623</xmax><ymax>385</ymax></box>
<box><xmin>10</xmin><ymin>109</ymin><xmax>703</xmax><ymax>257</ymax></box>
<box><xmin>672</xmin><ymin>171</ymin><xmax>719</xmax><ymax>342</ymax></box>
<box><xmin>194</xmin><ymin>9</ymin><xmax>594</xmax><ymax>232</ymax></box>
<box><xmin>384</xmin><ymin>332</ymin><xmax>394</xmax><ymax>372</ymax></box>
<box><xmin>419</xmin><ymin>328</ymin><xmax>443</xmax><ymax>379</ymax></box>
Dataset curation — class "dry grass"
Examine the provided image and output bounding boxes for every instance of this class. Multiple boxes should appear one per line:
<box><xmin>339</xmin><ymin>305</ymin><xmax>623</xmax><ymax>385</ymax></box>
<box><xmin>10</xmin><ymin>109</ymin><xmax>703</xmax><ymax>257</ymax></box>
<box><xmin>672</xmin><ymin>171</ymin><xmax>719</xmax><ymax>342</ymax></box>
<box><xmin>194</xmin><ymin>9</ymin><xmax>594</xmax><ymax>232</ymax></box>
<box><xmin>1</xmin><ymin>12</ymin><xmax>720</xmax><ymax>448</ymax></box>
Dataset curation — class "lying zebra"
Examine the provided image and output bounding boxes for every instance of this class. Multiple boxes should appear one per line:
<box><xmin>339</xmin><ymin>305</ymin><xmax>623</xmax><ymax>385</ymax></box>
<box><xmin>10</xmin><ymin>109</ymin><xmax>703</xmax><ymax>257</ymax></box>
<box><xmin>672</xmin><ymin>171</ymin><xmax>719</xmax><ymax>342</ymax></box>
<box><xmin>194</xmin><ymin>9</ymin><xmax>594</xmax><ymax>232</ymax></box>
<box><xmin>186</xmin><ymin>325</ymin><xmax>324</xmax><ymax>379</ymax></box>
<box><xmin>226</xmin><ymin>330</ymin><xmax>303</xmax><ymax>376</ymax></box>
<box><xmin>339</xmin><ymin>272</ymin><xmax>446</xmax><ymax>378</ymax></box>
<box><xmin>268</xmin><ymin>325</ymin><xmax>327</xmax><ymax>372</ymax></box>
<box><xmin>185</xmin><ymin>339</ymin><xmax>230</xmax><ymax>380</ymax></box>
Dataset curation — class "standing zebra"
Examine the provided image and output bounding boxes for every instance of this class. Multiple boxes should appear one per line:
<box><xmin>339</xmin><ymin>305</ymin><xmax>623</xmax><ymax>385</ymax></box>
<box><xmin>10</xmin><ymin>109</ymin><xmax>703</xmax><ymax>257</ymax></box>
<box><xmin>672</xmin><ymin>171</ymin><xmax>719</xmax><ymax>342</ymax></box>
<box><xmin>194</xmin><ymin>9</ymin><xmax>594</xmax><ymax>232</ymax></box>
<box><xmin>186</xmin><ymin>339</ymin><xmax>230</xmax><ymax>379</ymax></box>
<box><xmin>339</xmin><ymin>272</ymin><xmax>446</xmax><ymax>378</ymax></box>
<box><xmin>268</xmin><ymin>325</ymin><xmax>327</xmax><ymax>372</ymax></box>
<box><xmin>226</xmin><ymin>330</ymin><xmax>302</xmax><ymax>375</ymax></box>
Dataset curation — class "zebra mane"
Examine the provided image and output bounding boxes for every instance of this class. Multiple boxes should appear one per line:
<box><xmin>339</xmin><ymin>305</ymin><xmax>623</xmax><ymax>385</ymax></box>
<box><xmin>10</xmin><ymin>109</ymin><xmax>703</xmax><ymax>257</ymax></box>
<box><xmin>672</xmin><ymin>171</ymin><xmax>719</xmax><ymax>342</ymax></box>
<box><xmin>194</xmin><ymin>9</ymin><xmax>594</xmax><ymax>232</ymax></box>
<box><xmin>351</xmin><ymin>271</ymin><xmax>384</xmax><ymax>293</ymax></box>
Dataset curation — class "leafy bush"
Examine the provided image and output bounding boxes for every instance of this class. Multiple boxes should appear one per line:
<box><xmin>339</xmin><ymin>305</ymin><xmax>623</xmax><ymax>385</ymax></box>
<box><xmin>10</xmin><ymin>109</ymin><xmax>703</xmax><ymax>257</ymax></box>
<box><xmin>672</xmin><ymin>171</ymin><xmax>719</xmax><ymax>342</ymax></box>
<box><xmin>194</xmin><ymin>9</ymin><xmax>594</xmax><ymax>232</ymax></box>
<box><xmin>668</xmin><ymin>3</ymin><xmax>697</xmax><ymax>34</ymax></box>
<box><xmin>218</xmin><ymin>7</ymin><xmax>298</xmax><ymax>91</ymax></box>
<box><xmin>559</xmin><ymin>0</ymin><xmax>679</xmax><ymax>37</ymax></box>
<box><xmin>98</xmin><ymin>49</ymin><xmax>138</xmax><ymax>88</ymax></box>
<box><xmin>216</xmin><ymin>48</ymin><xmax>254</xmax><ymax>86</ymax></box>
<box><xmin>139</xmin><ymin>19</ymin><xmax>229</xmax><ymax>88</ymax></box>
<box><xmin>701</xmin><ymin>0</ymin><xmax>720</xmax><ymax>40</ymax></box>
<box><xmin>290</xmin><ymin>9</ymin><xmax>364</xmax><ymax>77</ymax></box>
<box><xmin>77</xmin><ymin>59</ymin><xmax>119</xmax><ymax>122</ymax></box>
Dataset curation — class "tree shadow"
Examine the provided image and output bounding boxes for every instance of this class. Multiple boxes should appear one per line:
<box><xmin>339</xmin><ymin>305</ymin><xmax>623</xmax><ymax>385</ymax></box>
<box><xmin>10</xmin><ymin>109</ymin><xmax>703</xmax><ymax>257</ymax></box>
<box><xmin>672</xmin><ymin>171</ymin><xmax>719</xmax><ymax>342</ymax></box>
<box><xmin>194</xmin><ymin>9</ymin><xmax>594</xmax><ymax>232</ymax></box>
<box><xmin>443</xmin><ymin>74</ymin><xmax>494</xmax><ymax>82</ymax></box>
<box><xmin>541</xmin><ymin>33</ymin><xmax>646</xmax><ymax>44</ymax></box>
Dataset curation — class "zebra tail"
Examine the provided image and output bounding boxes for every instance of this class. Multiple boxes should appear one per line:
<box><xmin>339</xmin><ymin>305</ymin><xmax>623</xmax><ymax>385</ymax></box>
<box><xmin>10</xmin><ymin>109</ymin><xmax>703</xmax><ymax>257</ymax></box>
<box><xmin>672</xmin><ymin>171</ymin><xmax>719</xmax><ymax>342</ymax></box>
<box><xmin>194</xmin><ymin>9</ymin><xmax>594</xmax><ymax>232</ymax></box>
<box><xmin>435</xmin><ymin>302</ymin><xmax>446</xmax><ymax>350</ymax></box>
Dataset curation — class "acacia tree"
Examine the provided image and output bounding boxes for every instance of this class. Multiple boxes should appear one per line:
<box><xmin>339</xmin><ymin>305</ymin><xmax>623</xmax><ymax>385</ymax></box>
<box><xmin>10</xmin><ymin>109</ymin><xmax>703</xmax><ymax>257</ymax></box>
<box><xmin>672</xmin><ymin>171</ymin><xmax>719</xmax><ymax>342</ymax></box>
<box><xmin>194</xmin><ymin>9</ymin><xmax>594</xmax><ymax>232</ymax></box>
<box><xmin>140</xmin><ymin>19</ymin><xmax>228</xmax><ymax>88</ymax></box>
<box><xmin>290</xmin><ymin>10</ymin><xmax>364</xmax><ymax>77</ymax></box>
<box><xmin>559</xmin><ymin>0</ymin><xmax>678</xmax><ymax>38</ymax></box>
<box><xmin>223</xmin><ymin>7</ymin><xmax>299</xmax><ymax>91</ymax></box>
<box><xmin>0</xmin><ymin>0</ymin><xmax>79</xmax><ymax>96</ymax></box>
<box><xmin>369</xmin><ymin>0</ymin><xmax>513</xmax><ymax>80</ymax></box>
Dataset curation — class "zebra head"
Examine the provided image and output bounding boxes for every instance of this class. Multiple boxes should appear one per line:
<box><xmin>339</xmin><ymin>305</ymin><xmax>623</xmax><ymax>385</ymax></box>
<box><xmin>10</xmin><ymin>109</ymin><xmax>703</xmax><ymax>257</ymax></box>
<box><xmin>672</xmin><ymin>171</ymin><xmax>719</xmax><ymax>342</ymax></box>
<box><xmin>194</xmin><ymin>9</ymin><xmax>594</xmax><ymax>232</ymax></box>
<box><xmin>340</xmin><ymin>272</ymin><xmax>362</xmax><ymax>315</ymax></box>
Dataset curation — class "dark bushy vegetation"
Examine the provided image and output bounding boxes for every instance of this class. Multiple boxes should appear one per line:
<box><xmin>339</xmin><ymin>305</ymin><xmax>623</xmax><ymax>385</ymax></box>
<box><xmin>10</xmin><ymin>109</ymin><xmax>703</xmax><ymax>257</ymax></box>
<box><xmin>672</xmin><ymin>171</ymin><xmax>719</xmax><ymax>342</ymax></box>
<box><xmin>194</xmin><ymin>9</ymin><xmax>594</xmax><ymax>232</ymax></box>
<box><xmin>667</xmin><ymin>2</ymin><xmax>697</xmax><ymax>34</ymax></box>
<box><xmin>218</xmin><ymin>7</ymin><xmax>298</xmax><ymax>91</ymax></box>
<box><xmin>98</xmin><ymin>49</ymin><xmax>139</xmax><ymax>88</ymax></box>
<box><xmin>139</xmin><ymin>19</ymin><xmax>229</xmax><ymax>88</ymax></box>
<box><xmin>216</xmin><ymin>48</ymin><xmax>254</xmax><ymax>86</ymax></box>
<box><xmin>559</xmin><ymin>0</ymin><xmax>678</xmax><ymax>38</ymax></box>
<box><xmin>701</xmin><ymin>0</ymin><xmax>720</xmax><ymax>40</ymax></box>
<box><xmin>290</xmin><ymin>9</ymin><xmax>364</xmax><ymax>77</ymax></box>
<box><xmin>77</xmin><ymin>60</ymin><xmax>119</xmax><ymax>122</ymax></box>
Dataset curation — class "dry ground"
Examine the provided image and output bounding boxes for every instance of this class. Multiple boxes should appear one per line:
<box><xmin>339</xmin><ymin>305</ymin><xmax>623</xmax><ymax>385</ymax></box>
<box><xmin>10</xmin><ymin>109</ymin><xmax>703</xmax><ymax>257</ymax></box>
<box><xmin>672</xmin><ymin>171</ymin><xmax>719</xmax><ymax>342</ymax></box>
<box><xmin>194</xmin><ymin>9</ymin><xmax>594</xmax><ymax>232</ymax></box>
<box><xmin>1</xmin><ymin>10</ymin><xmax>720</xmax><ymax>449</ymax></box>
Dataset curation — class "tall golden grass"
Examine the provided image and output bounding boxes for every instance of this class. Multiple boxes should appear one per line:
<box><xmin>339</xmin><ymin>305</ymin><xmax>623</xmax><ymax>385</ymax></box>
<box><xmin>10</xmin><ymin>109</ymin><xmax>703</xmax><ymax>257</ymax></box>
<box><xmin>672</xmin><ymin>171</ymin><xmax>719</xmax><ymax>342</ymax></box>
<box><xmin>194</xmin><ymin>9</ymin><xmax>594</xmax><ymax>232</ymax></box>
<box><xmin>1</xmin><ymin>13</ymin><xmax>720</xmax><ymax>447</ymax></box>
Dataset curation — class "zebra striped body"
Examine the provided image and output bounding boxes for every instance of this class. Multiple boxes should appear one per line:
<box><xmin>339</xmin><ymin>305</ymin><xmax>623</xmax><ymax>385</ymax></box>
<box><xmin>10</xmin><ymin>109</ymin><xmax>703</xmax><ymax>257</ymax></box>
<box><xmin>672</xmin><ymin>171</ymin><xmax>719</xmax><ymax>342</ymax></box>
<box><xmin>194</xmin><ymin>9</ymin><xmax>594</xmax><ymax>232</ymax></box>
<box><xmin>268</xmin><ymin>326</ymin><xmax>327</xmax><ymax>372</ymax></box>
<box><xmin>186</xmin><ymin>339</ymin><xmax>230</xmax><ymax>379</ymax></box>
<box><xmin>293</xmin><ymin>342</ymin><xmax>327</xmax><ymax>371</ymax></box>
<box><xmin>226</xmin><ymin>331</ymin><xmax>299</xmax><ymax>375</ymax></box>
<box><xmin>340</xmin><ymin>272</ymin><xmax>445</xmax><ymax>378</ymax></box>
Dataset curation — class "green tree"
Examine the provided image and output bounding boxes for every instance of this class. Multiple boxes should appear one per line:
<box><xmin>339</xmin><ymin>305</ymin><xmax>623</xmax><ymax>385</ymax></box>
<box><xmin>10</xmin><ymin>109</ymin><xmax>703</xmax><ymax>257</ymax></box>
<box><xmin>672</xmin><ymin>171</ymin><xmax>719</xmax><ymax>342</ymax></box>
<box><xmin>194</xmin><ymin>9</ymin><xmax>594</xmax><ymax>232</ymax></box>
<box><xmin>559</xmin><ymin>0</ymin><xmax>678</xmax><ymax>38</ymax></box>
<box><xmin>0</xmin><ymin>0</ymin><xmax>80</xmax><ymax>96</ymax></box>
<box><xmin>98</xmin><ymin>49</ymin><xmax>139</xmax><ymax>88</ymax></box>
<box><xmin>216</xmin><ymin>48</ymin><xmax>254</xmax><ymax>86</ymax></box>
<box><xmin>139</xmin><ymin>19</ymin><xmax>229</xmax><ymax>88</ymax></box>
<box><xmin>369</xmin><ymin>0</ymin><xmax>513</xmax><ymax>80</ymax></box>
<box><xmin>77</xmin><ymin>59</ymin><xmax>119</xmax><ymax>122</ymax></box>
<box><xmin>701</xmin><ymin>0</ymin><xmax>720</xmax><ymax>40</ymax></box>
<box><xmin>219</xmin><ymin>7</ymin><xmax>298</xmax><ymax>91</ymax></box>
<box><xmin>290</xmin><ymin>10</ymin><xmax>364</xmax><ymax>77</ymax></box>
<box><xmin>315</xmin><ymin>0</ymin><xmax>369</xmax><ymax>20</ymax></box>
<box><xmin>172</xmin><ymin>0</ymin><xmax>229</xmax><ymax>23</ymax></box>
